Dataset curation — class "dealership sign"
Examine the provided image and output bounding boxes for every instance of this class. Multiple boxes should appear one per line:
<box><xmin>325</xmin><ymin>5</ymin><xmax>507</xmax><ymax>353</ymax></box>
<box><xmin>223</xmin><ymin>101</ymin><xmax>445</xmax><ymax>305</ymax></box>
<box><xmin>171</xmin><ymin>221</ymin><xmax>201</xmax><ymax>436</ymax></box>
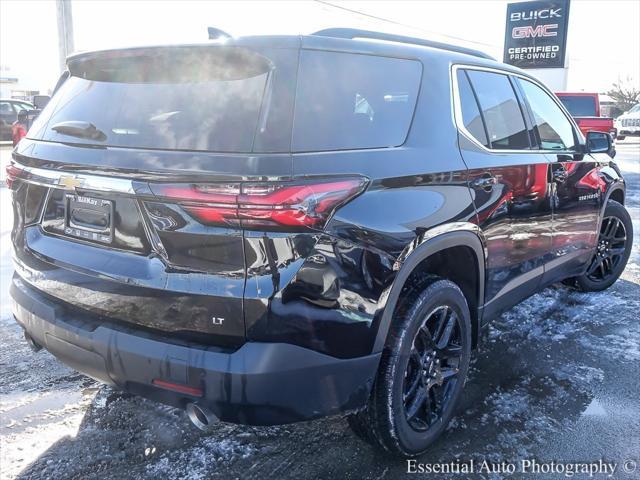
<box><xmin>503</xmin><ymin>0</ymin><xmax>570</xmax><ymax>69</ymax></box>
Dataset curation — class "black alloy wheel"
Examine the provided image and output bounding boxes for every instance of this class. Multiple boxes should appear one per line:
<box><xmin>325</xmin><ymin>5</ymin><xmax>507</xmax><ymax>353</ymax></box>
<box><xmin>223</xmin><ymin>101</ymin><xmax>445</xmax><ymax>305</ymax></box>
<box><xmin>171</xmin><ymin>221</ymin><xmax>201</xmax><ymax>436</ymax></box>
<box><xmin>572</xmin><ymin>200</ymin><xmax>633</xmax><ymax>292</ymax></box>
<box><xmin>403</xmin><ymin>305</ymin><xmax>463</xmax><ymax>432</ymax></box>
<box><xmin>586</xmin><ymin>215</ymin><xmax>627</xmax><ymax>282</ymax></box>
<box><xmin>347</xmin><ymin>276</ymin><xmax>471</xmax><ymax>456</ymax></box>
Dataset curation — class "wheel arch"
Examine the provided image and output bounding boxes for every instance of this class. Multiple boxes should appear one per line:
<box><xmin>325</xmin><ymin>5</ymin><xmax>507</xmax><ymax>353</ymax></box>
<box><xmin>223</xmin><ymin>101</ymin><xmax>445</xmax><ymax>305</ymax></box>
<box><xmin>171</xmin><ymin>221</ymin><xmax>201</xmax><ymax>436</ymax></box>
<box><xmin>373</xmin><ymin>227</ymin><xmax>486</xmax><ymax>353</ymax></box>
<box><xmin>599</xmin><ymin>163</ymin><xmax>625</xmax><ymax>211</ymax></box>
<box><xmin>606</xmin><ymin>186</ymin><xmax>624</xmax><ymax>206</ymax></box>
<box><xmin>598</xmin><ymin>184</ymin><xmax>626</xmax><ymax>233</ymax></box>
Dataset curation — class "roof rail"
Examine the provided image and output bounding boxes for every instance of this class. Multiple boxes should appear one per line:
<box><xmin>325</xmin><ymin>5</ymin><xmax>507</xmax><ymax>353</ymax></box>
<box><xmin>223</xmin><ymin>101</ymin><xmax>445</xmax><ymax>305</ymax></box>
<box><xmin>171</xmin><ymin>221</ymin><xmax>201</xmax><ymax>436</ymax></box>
<box><xmin>312</xmin><ymin>28</ymin><xmax>494</xmax><ymax>60</ymax></box>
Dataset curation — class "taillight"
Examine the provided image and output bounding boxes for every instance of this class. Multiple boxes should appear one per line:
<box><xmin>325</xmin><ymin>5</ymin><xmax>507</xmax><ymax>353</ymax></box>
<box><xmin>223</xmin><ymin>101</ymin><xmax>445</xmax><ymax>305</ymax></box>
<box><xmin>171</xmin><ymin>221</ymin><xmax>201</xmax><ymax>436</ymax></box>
<box><xmin>154</xmin><ymin>183</ymin><xmax>240</xmax><ymax>224</ymax></box>
<box><xmin>150</xmin><ymin>178</ymin><xmax>367</xmax><ymax>229</ymax></box>
<box><xmin>5</xmin><ymin>162</ymin><xmax>22</xmax><ymax>189</ymax></box>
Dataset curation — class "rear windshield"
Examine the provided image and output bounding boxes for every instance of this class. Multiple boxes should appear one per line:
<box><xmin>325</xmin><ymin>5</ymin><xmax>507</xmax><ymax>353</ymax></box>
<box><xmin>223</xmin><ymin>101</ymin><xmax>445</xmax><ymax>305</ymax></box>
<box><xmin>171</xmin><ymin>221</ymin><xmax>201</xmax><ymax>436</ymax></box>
<box><xmin>557</xmin><ymin>95</ymin><xmax>597</xmax><ymax>117</ymax></box>
<box><xmin>292</xmin><ymin>50</ymin><xmax>422</xmax><ymax>151</ymax></box>
<box><xmin>32</xmin><ymin>46</ymin><xmax>297</xmax><ymax>153</ymax></box>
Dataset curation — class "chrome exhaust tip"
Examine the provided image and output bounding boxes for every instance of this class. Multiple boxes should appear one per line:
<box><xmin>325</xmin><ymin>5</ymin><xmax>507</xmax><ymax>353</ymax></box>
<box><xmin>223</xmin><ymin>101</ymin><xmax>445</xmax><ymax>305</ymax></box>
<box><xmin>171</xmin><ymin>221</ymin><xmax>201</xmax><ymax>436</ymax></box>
<box><xmin>185</xmin><ymin>403</ymin><xmax>218</xmax><ymax>430</ymax></box>
<box><xmin>24</xmin><ymin>332</ymin><xmax>42</xmax><ymax>352</ymax></box>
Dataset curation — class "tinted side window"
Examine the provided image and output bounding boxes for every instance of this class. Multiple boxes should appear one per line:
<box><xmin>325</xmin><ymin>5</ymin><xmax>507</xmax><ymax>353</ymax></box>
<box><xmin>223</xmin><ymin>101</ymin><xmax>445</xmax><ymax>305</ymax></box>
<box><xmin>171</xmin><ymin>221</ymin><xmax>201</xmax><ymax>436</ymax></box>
<box><xmin>14</xmin><ymin>102</ymin><xmax>32</xmax><ymax>112</ymax></box>
<box><xmin>519</xmin><ymin>79</ymin><xmax>576</xmax><ymax>151</ymax></box>
<box><xmin>466</xmin><ymin>70</ymin><xmax>529</xmax><ymax>150</ymax></box>
<box><xmin>292</xmin><ymin>50</ymin><xmax>422</xmax><ymax>152</ymax></box>
<box><xmin>0</xmin><ymin>102</ymin><xmax>13</xmax><ymax>115</ymax></box>
<box><xmin>456</xmin><ymin>70</ymin><xmax>489</xmax><ymax>147</ymax></box>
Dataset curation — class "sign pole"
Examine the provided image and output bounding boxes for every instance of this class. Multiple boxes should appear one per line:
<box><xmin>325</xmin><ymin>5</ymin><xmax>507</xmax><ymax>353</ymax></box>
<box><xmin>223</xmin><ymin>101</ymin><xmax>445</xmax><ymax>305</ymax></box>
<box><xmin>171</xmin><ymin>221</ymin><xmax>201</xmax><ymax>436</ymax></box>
<box><xmin>56</xmin><ymin>0</ymin><xmax>75</xmax><ymax>74</ymax></box>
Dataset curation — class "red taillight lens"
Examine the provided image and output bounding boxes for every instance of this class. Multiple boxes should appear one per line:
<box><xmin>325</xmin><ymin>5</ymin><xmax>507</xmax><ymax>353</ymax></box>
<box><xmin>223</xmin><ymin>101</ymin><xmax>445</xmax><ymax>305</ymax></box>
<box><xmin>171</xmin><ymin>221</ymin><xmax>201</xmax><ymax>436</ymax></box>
<box><xmin>5</xmin><ymin>163</ymin><xmax>23</xmax><ymax>189</ymax></box>
<box><xmin>153</xmin><ymin>183</ymin><xmax>240</xmax><ymax>224</ymax></box>
<box><xmin>150</xmin><ymin>178</ymin><xmax>367</xmax><ymax>229</ymax></box>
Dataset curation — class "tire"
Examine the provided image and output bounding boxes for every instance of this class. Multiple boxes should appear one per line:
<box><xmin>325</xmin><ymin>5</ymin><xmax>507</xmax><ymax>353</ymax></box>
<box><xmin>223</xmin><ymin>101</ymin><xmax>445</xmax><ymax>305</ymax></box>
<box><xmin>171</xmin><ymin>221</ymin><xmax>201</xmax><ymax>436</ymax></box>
<box><xmin>348</xmin><ymin>275</ymin><xmax>472</xmax><ymax>456</ymax></box>
<box><xmin>572</xmin><ymin>200</ymin><xmax>632</xmax><ymax>292</ymax></box>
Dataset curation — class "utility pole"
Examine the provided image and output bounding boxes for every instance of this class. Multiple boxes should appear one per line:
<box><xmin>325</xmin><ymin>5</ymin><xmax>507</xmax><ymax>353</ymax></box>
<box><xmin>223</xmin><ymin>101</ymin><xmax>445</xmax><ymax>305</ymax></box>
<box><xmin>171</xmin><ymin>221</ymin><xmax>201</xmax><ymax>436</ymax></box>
<box><xmin>56</xmin><ymin>0</ymin><xmax>75</xmax><ymax>73</ymax></box>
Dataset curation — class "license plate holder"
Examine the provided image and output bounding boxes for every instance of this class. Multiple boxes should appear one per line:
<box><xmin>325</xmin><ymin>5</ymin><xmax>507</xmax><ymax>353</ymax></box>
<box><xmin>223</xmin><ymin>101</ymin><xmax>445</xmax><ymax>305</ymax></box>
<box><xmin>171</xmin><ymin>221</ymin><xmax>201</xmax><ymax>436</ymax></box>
<box><xmin>64</xmin><ymin>194</ymin><xmax>114</xmax><ymax>244</ymax></box>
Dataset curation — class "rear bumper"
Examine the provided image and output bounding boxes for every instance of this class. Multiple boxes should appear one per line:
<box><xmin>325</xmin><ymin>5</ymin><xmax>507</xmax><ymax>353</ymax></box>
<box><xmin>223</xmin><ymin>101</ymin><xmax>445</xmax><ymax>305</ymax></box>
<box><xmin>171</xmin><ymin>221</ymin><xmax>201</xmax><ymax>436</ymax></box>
<box><xmin>10</xmin><ymin>274</ymin><xmax>379</xmax><ymax>425</ymax></box>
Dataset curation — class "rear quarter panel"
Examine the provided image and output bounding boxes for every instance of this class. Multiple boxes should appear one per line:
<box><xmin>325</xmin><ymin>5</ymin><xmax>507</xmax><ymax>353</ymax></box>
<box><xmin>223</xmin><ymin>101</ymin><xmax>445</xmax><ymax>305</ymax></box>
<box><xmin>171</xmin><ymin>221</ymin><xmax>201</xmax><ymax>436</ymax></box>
<box><xmin>244</xmin><ymin>52</ymin><xmax>479</xmax><ymax>358</ymax></box>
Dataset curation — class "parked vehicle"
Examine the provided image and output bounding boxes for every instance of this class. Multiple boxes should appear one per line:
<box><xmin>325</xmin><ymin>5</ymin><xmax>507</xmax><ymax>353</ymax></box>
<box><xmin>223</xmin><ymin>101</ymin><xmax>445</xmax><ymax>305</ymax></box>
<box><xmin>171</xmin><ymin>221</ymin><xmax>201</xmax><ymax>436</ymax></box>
<box><xmin>555</xmin><ymin>92</ymin><xmax>617</xmax><ymax>140</ymax></box>
<box><xmin>8</xmin><ymin>29</ymin><xmax>632</xmax><ymax>456</ymax></box>
<box><xmin>0</xmin><ymin>98</ymin><xmax>34</xmax><ymax>141</ymax></box>
<box><xmin>32</xmin><ymin>94</ymin><xmax>50</xmax><ymax>110</ymax></box>
<box><xmin>598</xmin><ymin>94</ymin><xmax>621</xmax><ymax>119</ymax></box>
<box><xmin>616</xmin><ymin>103</ymin><xmax>640</xmax><ymax>140</ymax></box>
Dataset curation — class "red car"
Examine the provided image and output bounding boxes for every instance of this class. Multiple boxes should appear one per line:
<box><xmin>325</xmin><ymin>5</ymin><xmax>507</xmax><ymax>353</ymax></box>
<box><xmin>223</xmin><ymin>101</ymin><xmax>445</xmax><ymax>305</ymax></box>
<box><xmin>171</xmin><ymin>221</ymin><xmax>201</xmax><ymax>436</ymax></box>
<box><xmin>555</xmin><ymin>92</ymin><xmax>617</xmax><ymax>139</ymax></box>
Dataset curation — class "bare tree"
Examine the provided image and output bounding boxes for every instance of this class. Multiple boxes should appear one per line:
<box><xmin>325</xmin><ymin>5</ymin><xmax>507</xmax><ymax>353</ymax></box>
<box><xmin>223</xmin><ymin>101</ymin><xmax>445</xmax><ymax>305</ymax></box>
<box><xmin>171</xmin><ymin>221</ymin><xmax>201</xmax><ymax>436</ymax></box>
<box><xmin>606</xmin><ymin>76</ymin><xmax>640</xmax><ymax>114</ymax></box>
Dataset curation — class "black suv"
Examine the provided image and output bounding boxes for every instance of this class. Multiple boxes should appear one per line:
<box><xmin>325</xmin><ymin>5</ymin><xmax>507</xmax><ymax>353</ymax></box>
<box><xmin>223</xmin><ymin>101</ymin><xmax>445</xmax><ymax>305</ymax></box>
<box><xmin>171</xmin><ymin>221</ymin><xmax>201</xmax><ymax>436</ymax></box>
<box><xmin>8</xmin><ymin>29</ymin><xmax>632</xmax><ymax>456</ymax></box>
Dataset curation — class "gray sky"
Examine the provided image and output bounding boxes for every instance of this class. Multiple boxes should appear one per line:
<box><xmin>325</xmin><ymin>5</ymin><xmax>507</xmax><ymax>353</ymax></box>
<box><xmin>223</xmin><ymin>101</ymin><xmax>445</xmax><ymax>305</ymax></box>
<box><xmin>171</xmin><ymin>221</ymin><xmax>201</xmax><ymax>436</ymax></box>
<box><xmin>1</xmin><ymin>0</ymin><xmax>639</xmax><ymax>94</ymax></box>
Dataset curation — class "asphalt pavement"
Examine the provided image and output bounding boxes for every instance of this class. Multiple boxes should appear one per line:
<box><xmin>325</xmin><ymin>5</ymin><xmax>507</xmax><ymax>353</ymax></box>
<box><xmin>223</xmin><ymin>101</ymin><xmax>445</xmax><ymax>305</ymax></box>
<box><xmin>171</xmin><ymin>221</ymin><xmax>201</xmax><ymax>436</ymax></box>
<box><xmin>1</xmin><ymin>140</ymin><xmax>639</xmax><ymax>479</ymax></box>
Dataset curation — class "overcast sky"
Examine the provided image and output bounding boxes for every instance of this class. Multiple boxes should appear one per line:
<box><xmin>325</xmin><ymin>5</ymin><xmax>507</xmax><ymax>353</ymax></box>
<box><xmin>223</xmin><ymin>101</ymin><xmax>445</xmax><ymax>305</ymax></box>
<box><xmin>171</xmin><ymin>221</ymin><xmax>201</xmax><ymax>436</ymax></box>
<box><xmin>1</xmin><ymin>0</ymin><xmax>639</xmax><ymax>94</ymax></box>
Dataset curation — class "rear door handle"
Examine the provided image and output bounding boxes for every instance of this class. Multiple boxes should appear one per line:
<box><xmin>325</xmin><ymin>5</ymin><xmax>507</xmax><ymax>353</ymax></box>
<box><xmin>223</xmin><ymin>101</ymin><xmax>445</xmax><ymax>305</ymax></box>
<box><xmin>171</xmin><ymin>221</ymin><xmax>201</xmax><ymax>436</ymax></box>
<box><xmin>471</xmin><ymin>175</ymin><xmax>498</xmax><ymax>191</ymax></box>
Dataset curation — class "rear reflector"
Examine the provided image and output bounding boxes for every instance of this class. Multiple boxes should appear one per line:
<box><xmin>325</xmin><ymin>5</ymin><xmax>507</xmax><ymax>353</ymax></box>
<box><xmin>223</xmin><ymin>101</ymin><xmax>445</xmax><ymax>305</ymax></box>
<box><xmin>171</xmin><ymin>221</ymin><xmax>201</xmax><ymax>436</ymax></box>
<box><xmin>152</xmin><ymin>379</ymin><xmax>203</xmax><ymax>397</ymax></box>
<box><xmin>150</xmin><ymin>178</ymin><xmax>367</xmax><ymax>229</ymax></box>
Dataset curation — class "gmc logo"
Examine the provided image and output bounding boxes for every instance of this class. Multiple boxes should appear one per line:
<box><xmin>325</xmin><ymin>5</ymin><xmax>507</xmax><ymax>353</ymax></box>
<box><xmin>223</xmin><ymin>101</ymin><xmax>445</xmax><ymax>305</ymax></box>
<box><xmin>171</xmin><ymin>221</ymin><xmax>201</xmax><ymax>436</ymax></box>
<box><xmin>512</xmin><ymin>24</ymin><xmax>558</xmax><ymax>38</ymax></box>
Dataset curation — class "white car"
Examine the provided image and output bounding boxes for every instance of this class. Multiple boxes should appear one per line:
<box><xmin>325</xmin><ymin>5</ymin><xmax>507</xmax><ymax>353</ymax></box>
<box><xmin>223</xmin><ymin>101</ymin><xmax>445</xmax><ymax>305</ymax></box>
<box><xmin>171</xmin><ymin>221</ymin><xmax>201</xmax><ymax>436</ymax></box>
<box><xmin>616</xmin><ymin>103</ymin><xmax>640</xmax><ymax>140</ymax></box>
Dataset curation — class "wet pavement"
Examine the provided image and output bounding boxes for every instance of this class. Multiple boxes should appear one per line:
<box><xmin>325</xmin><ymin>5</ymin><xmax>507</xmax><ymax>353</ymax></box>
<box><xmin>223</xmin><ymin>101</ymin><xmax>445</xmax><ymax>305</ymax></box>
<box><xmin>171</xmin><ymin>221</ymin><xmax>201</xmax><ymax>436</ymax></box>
<box><xmin>1</xmin><ymin>141</ymin><xmax>639</xmax><ymax>479</ymax></box>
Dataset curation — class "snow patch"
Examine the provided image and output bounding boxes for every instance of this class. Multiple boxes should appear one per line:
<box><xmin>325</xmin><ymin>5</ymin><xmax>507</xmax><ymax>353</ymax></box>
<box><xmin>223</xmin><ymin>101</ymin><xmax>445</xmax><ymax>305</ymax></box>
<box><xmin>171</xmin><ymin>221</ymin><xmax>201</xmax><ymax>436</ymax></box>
<box><xmin>144</xmin><ymin>437</ymin><xmax>256</xmax><ymax>479</ymax></box>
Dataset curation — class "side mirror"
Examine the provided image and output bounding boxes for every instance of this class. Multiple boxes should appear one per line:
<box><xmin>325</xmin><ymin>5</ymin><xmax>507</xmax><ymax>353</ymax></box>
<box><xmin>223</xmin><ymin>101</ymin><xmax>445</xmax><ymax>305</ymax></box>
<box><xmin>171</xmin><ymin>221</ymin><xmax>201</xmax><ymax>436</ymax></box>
<box><xmin>32</xmin><ymin>95</ymin><xmax>50</xmax><ymax>109</ymax></box>
<box><xmin>586</xmin><ymin>131</ymin><xmax>616</xmax><ymax>158</ymax></box>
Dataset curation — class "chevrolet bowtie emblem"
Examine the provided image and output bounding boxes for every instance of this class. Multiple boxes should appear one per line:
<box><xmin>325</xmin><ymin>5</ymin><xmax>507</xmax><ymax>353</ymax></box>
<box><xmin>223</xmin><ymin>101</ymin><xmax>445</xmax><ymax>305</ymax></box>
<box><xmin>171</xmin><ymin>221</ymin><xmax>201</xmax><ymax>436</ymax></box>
<box><xmin>59</xmin><ymin>175</ymin><xmax>84</xmax><ymax>189</ymax></box>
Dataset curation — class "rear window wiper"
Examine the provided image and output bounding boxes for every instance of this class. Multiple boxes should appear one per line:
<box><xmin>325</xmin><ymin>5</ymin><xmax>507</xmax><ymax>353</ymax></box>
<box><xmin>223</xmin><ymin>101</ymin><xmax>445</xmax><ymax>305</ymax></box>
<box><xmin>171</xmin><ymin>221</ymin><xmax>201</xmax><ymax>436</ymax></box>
<box><xmin>51</xmin><ymin>121</ymin><xmax>107</xmax><ymax>141</ymax></box>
